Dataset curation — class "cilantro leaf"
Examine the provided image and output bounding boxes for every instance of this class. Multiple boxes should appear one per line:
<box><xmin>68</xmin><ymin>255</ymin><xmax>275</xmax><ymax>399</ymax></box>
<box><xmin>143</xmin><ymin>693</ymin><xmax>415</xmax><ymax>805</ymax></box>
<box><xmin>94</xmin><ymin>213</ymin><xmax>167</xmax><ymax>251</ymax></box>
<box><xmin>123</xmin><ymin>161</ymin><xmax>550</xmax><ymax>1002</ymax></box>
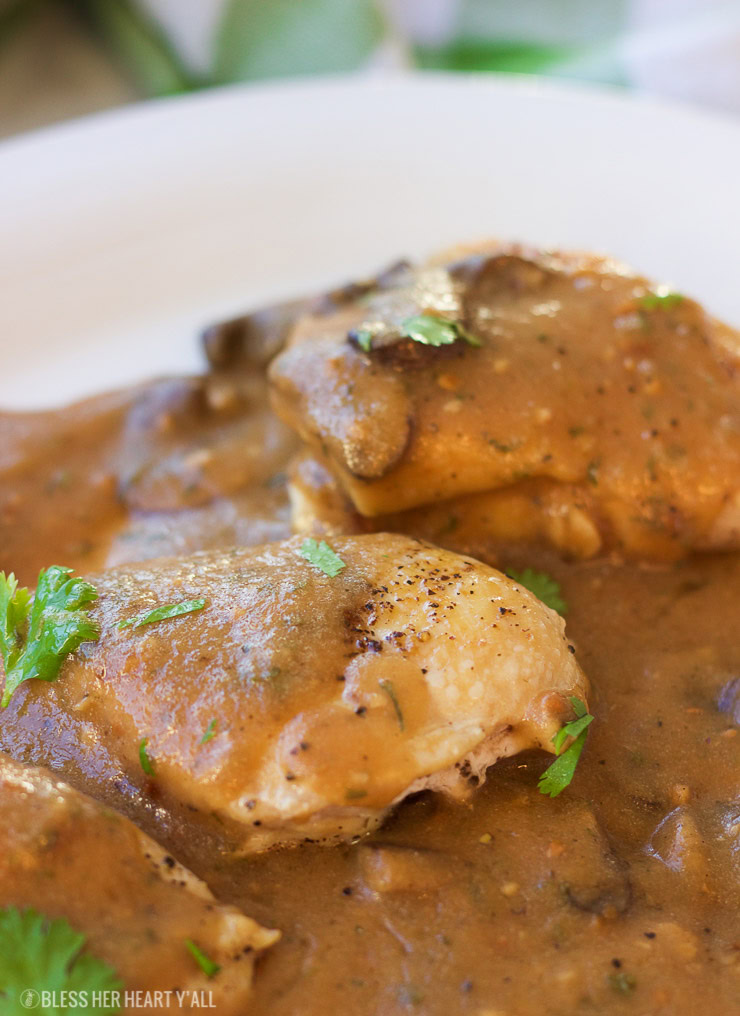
<box><xmin>199</xmin><ymin>719</ymin><xmax>217</xmax><ymax>744</ymax></box>
<box><xmin>138</xmin><ymin>738</ymin><xmax>156</xmax><ymax>776</ymax></box>
<box><xmin>0</xmin><ymin>907</ymin><xmax>122</xmax><ymax>1012</ymax></box>
<box><xmin>379</xmin><ymin>679</ymin><xmax>404</xmax><ymax>731</ymax></box>
<box><xmin>118</xmin><ymin>598</ymin><xmax>206</xmax><ymax>630</ymax></box>
<box><xmin>538</xmin><ymin>730</ymin><xmax>589</xmax><ymax>797</ymax></box>
<box><xmin>539</xmin><ymin>697</ymin><xmax>594</xmax><ymax>798</ymax></box>
<box><xmin>400</xmin><ymin>314</ymin><xmax>482</xmax><ymax>348</ymax></box>
<box><xmin>609</xmin><ymin>971</ymin><xmax>637</xmax><ymax>995</ymax></box>
<box><xmin>351</xmin><ymin>328</ymin><xmax>374</xmax><ymax>353</ymax></box>
<box><xmin>299</xmin><ymin>538</ymin><xmax>346</xmax><ymax>577</ymax></box>
<box><xmin>639</xmin><ymin>291</ymin><xmax>683</xmax><ymax>311</ymax></box>
<box><xmin>185</xmin><ymin>939</ymin><xmax>221</xmax><ymax>978</ymax></box>
<box><xmin>506</xmin><ymin>567</ymin><xmax>568</xmax><ymax>616</ymax></box>
<box><xmin>552</xmin><ymin>696</ymin><xmax>594</xmax><ymax>753</ymax></box>
<box><xmin>0</xmin><ymin>567</ymin><xmax>100</xmax><ymax>709</ymax></box>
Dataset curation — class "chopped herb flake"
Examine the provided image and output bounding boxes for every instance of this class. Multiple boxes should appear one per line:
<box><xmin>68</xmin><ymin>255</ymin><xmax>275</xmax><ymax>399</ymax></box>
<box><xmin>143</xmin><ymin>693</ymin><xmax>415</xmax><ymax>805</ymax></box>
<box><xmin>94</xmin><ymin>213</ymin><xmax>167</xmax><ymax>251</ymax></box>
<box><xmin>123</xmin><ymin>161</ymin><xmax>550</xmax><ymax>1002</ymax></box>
<box><xmin>538</xmin><ymin>731</ymin><xmax>588</xmax><ymax>797</ymax></box>
<box><xmin>200</xmin><ymin>719</ymin><xmax>217</xmax><ymax>745</ymax></box>
<box><xmin>506</xmin><ymin>568</ymin><xmax>568</xmax><ymax>616</ymax></box>
<box><xmin>539</xmin><ymin>697</ymin><xmax>594</xmax><ymax>798</ymax></box>
<box><xmin>352</xmin><ymin>328</ymin><xmax>374</xmax><ymax>352</ymax></box>
<box><xmin>0</xmin><ymin>566</ymin><xmax>100</xmax><ymax>709</ymax></box>
<box><xmin>552</xmin><ymin>696</ymin><xmax>594</xmax><ymax>753</ymax></box>
<box><xmin>299</xmin><ymin>538</ymin><xmax>346</xmax><ymax>577</ymax></box>
<box><xmin>138</xmin><ymin>738</ymin><xmax>155</xmax><ymax>777</ymax></box>
<box><xmin>345</xmin><ymin>788</ymin><xmax>368</xmax><ymax>800</ymax></box>
<box><xmin>185</xmin><ymin>939</ymin><xmax>221</xmax><ymax>978</ymax></box>
<box><xmin>400</xmin><ymin>313</ymin><xmax>482</xmax><ymax>348</ymax></box>
<box><xmin>118</xmin><ymin>598</ymin><xmax>206</xmax><ymax>630</ymax></box>
<box><xmin>639</xmin><ymin>291</ymin><xmax>683</xmax><ymax>311</ymax></box>
<box><xmin>379</xmin><ymin>679</ymin><xmax>404</xmax><ymax>730</ymax></box>
<box><xmin>609</xmin><ymin>971</ymin><xmax>637</xmax><ymax>995</ymax></box>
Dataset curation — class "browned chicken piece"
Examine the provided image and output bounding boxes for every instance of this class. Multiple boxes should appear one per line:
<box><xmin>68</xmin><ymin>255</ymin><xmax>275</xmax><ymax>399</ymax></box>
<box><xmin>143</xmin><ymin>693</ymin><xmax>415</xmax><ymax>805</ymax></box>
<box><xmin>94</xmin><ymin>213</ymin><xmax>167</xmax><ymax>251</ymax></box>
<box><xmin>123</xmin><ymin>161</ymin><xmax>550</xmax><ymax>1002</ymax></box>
<box><xmin>0</xmin><ymin>753</ymin><xmax>278</xmax><ymax>1009</ymax></box>
<box><xmin>269</xmin><ymin>243</ymin><xmax>740</xmax><ymax>561</ymax></box>
<box><xmin>0</xmin><ymin>534</ymin><xmax>587</xmax><ymax>854</ymax></box>
<box><xmin>287</xmin><ymin>447</ymin><xmax>607</xmax><ymax>565</ymax></box>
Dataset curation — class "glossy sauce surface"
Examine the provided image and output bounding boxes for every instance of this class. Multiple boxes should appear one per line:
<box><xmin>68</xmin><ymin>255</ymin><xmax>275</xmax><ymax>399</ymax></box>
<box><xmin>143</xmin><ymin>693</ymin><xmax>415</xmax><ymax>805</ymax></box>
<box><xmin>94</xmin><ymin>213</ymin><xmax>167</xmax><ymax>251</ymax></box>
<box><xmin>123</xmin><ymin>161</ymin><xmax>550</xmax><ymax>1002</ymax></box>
<box><xmin>270</xmin><ymin>246</ymin><xmax>740</xmax><ymax>560</ymax></box>
<box><xmin>0</xmin><ymin>362</ymin><xmax>738</xmax><ymax>1013</ymax></box>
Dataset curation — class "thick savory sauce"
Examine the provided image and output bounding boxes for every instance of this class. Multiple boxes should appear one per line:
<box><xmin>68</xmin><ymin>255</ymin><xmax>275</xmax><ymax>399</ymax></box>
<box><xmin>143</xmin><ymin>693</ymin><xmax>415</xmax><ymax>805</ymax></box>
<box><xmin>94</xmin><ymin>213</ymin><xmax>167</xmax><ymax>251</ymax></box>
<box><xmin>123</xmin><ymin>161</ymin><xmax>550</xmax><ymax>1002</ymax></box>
<box><xmin>0</xmin><ymin>370</ymin><xmax>738</xmax><ymax>1011</ymax></box>
<box><xmin>236</xmin><ymin>551</ymin><xmax>740</xmax><ymax>1015</ymax></box>
<box><xmin>0</xmin><ymin>369</ymin><xmax>298</xmax><ymax>586</ymax></box>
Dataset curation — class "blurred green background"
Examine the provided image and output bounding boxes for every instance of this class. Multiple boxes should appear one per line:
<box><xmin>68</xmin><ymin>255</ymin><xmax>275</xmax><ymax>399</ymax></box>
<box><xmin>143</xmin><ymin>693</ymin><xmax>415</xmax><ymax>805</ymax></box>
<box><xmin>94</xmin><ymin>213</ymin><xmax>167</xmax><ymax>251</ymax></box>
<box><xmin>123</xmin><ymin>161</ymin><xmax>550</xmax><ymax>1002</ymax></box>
<box><xmin>2</xmin><ymin>0</ymin><xmax>740</xmax><ymax>136</ymax></box>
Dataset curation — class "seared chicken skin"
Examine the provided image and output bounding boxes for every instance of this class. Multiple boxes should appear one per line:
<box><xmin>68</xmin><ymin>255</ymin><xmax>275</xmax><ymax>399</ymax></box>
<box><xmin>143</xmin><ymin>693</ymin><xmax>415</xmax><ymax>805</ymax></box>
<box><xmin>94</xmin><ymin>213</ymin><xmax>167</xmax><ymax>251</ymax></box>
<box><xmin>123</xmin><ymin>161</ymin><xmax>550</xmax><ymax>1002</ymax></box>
<box><xmin>270</xmin><ymin>243</ymin><xmax>740</xmax><ymax>560</ymax></box>
<box><xmin>0</xmin><ymin>535</ymin><xmax>587</xmax><ymax>853</ymax></box>
<box><xmin>0</xmin><ymin>753</ymin><xmax>278</xmax><ymax>1009</ymax></box>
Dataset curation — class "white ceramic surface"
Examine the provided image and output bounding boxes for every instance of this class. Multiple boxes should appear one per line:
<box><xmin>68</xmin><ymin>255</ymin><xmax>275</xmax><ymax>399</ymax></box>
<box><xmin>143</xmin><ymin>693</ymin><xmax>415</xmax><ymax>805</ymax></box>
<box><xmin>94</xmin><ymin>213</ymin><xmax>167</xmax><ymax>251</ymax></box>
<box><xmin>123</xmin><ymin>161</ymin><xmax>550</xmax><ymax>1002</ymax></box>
<box><xmin>1</xmin><ymin>73</ymin><xmax>738</xmax><ymax>409</ymax></box>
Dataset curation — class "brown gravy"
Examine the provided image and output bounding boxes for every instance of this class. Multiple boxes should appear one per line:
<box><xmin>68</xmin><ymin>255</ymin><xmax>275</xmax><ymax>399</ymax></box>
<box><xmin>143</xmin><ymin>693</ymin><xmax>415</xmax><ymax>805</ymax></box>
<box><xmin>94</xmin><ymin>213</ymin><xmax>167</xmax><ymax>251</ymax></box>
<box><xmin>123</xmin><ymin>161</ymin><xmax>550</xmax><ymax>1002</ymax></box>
<box><xmin>0</xmin><ymin>371</ymin><xmax>738</xmax><ymax>1014</ymax></box>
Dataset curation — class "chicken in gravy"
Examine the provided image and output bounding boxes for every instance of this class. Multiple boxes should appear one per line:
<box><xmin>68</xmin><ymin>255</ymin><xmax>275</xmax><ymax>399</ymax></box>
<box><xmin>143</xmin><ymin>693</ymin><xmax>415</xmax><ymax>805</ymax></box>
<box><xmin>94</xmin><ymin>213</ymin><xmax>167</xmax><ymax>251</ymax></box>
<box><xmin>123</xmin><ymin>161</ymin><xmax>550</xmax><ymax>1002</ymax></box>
<box><xmin>1</xmin><ymin>535</ymin><xmax>586</xmax><ymax>853</ymax></box>
<box><xmin>270</xmin><ymin>244</ymin><xmax>740</xmax><ymax>561</ymax></box>
<box><xmin>0</xmin><ymin>752</ymin><xmax>278</xmax><ymax>1010</ymax></box>
<box><xmin>0</xmin><ymin>241</ymin><xmax>737</xmax><ymax>1015</ymax></box>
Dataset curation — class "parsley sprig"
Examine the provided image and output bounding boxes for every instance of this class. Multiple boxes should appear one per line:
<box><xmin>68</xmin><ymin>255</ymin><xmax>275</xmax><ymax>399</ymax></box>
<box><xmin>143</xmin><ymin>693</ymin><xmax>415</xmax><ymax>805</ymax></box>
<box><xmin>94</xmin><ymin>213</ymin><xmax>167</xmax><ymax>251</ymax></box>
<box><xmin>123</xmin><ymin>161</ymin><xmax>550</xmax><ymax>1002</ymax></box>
<box><xmin>400</xmin><ymin>313</ymin><xmax>482</xmax><ymax>348</ymax></box>
<box><xmin>0</xmin><ymin>907</ymin><xmax>122</xmax><ymax>1011</ymax></box>
<box><xmin>299</xmin><ymin>538</ymin><xmax>346</xmax><ymax>577</ymax></box>
<box><xmin>538</xmin><ymin>696</ymin><xmax>594</xmax><ymax>798</ymax></box>
<box><xmin>138</xmin><ymin>737</ymin><xmax>156</xmax><ymax>777</ymax></box>
<box><xmin>639</xmin><ymin>290</ymin><xmax>683</xmax><ymax>311</ymax></box>
<box><xmin>379</xmin><ymin>679</ymin><xmax>404</xmax><ymax>730</ymax></box>
<box><xmin>185</xmin><ymin>939</ymin><xmax>221</xmax><ymax>978</ymax></box>
<box><xmin>199</xmin><ymin>718</ymin><xmax>217</xmax><ymax>744</ymax></box>
<box><xmin>0</xmin><ymin>567</ymin><xmax>100</xmax><ymax>709</ymax></box>
<box><xmin>506</xmin><ymin>567</ymin><xmax>567</xmax><ymax>616</ymax></box>
<box><xmin>118</xmin><ymin>598</ymin><xmax>206</xmax><ymax>630</ymax></box>
<box><xmin>350</xmin><ymin>313</ymin><xmax>482</xmax><ymax>353</ymax></box>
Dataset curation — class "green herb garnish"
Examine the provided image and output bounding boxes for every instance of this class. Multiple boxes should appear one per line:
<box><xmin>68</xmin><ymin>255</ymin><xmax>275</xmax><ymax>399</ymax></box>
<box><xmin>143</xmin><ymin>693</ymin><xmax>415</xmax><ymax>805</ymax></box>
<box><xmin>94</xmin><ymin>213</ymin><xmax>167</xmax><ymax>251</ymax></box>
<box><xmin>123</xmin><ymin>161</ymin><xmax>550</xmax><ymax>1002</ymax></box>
<box><xmin>0</xmin><ymin>567</ymin><xmax>100</xmax><ymax>709</ymax></box>
<box><xmin>118</xmin><ymin>598</ymin><xmax>206</xmax><ymax>630</ymax></box>
<box><xmin>352</xmin><ymin>328</ymin><xmax>374</xmax><ymax>353</ymax></box>
<box><xmin>345</xmin><ymin>787</ymin><xmax>368</xmax><ymax>800</ymax></box>
<box><xmin>379</xmin><ymin>679</ymin><xmax>404</xmax><ymax>730</ymax></box>
<box><xmin>299</xmin><ymin>538</ymin><xmax>346</xmax><ymax>577</ymax></box>
<box><xmin>538</xmin><ymin>697</ymin><xmax>594</xmax><ymax>798</ymax></box>
<box><xmin>609</xmin><ymin>971</ymin><xmax>637</xmax><ymax>995</ymax></box>
<box><xmin>552</xmin><ymin>695</ymin><xmax>594</xmax><ymax>753</ymax></box>
<box><xmin>200</xmin><ymin>719</ymin><xmax>217</xmax><ymax>744</ymax></box>
<box><xmin>138</xmin><ymin>738</ymin><xmax>155</xmax><ymax>776</ymax></box>
<box><xmin>0</xmin><ymin>907</ymin><xmax>122</xmax><ymax>1009</ymax></box>
<box><xmin>506</xmin><ymin>568</ymin><xmax>567</xmax><ymax>616</ymax></box>
<box><xmin>185</xmin><ymin>939</ymin><xmax>221</xmax><ymax>978</ymax></box>
<box><xmin>639</xmin><ymin>291</ymin><xmax>683</xmax><ymax>311</ymax></box>
<box><xmin>586</xmin><ymin>459</ymin><xmax>600</xmax><ymax>486</ymax></box>
<box><xmin>400</xmin><ymin>313</ymin><xmax>482</xmax><ymax>348</ymax></box>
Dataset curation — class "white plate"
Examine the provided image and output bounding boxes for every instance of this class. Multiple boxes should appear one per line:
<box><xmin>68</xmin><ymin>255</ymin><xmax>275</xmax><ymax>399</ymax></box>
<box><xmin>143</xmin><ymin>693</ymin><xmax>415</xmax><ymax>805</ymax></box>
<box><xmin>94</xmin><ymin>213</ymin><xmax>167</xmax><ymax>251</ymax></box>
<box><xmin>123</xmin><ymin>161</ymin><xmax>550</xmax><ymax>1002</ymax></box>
<box><xmin>1</xmin><ymin>72</ymin><xmax>739</xmax><ymax>410</ymax></box>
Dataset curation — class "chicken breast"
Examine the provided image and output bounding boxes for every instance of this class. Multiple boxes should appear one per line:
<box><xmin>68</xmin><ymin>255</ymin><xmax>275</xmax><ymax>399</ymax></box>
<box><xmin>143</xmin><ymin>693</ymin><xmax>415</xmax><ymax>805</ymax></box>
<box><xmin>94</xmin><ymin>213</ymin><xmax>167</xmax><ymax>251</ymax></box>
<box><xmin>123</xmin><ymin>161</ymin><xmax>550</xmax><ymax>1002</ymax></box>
<box><xmin>0</xmin><ymin>535</ymin><xmax>587</xmax><ymax>853</ymax></box>
<box><xmin>269</xmin><ymin>243</ymin><xmax>740</xmax><ymax>560</ymax></box>
<box><xmin>0</xmin><ymin>753</ymin><xmax>278</xmax><ymax>1010</ymax></box>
